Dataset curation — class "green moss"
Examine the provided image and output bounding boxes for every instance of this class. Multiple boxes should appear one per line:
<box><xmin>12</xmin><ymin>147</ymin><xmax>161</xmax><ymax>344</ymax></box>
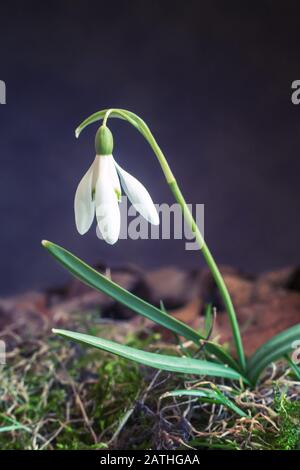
<box><xmin>1</xmin><ymin>308</ymin><xmax>299</xmax><ymax>450</ymax></box>
<box><xmin>0</xmin><ymin>323</ymin><xmax>154</xmax><ymax>450</ymax></box>
<box><xmin>270</xmin><ymin>394</ymin><xmax>300</xmax><ymax>450</ymax></box>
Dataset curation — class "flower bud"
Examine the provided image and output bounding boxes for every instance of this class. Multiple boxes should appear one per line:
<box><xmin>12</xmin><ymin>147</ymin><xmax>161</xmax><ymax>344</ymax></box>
<box><xmin>95</xmin><ymin>125</ymin><xmax>114</xmax><ymax>155</ymax></box>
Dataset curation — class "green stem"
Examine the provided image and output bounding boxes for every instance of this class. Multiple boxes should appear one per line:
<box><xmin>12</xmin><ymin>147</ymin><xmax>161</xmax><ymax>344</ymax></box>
<box><xmin>76</xmin><ymin>108</ymin><xmax>246</xmax><ymax>371</ymax></box>
<box><xmin>138</xmin><ymin>119</ymin><xmax>247</xmax><ymax>371</ymax></box>
<box><xmin>168</xmin><ymin>180</ymin><xmax>246</xmax><ymax>371</ymax></box>
<box><xmin>103</xmin><ymin>109</ymin><xmax>113</xmax><ymax>127</ymax></box>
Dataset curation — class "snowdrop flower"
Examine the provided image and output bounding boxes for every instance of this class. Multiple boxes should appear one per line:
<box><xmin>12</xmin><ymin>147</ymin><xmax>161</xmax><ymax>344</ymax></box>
<box><xmin>74</xmin><ymin>125</ymin><xmax>159</xmax><ymax>244</ymax></box>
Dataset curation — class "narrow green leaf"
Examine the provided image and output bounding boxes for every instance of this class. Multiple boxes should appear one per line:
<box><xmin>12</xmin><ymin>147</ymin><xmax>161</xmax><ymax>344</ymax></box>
<box><xmin>204</xmin><ymin>303</ymin><xmax>213</xmax><ymax>337</ymax></box>
<box><xmin>52</xmin><ymin>328</ymin><xmax>246</xmax><ymax>382</ymax></box>
<box><xmin>42</xmin><ymin>240</ymin><xmax>240</xmax><ymax>371</ymax></box>
<box><xmin>285</xmin><ymin>354</ymin><xmax>300</xmax><ymax>381</ymax></box>
<box><xmin>161</xmin><ymin>389</ymin><xmax>247</xmax><ymax>417</ymax></box>
<box><xmin>247</xmin><ymin>324</ymin><xmax>300</xmax><ymax>384</ymax></box>
<box><xmin>0</xmin><ymin>425</ymin><xmax>24</xmax><ymax>433</ymax></box>
<box><xmin>0</xmin><ymin>416</ymin><xmax>31</xmax><ymax>434</ymax></box>
<box><xmin>42</xmin><ymin>241</ymin><xmax>202</xmax><ymax>343</ymax></box>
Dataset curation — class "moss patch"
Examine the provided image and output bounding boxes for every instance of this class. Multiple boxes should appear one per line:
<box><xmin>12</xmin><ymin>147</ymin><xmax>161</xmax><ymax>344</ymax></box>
<box><xmin>0</xmin><ymin>309</ymin><xmax>300</xmax><ymax>449</ymax></box>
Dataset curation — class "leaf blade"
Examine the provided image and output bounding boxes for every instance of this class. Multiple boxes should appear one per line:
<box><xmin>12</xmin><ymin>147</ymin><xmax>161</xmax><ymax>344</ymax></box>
<box><xmin>42</xmin><ymin>240</ymin><xmax>240</xmax><ymax>371</ymax></box>
<box><xmin>52</xmin><ymin>328</ymin><xmax>246</xmax><ymax>382</ymax></box>
<box><xmin>285</xmin><ymin>354</ymin><xmax>300</xmax><ymax>381</ymax></box>
<box><xmin>162</xmin><ymin>389</ymin><xmax>247</xmax><ymax>417</ymax></box>
<box><xmin>247</xmin><ymin>324</ymin><xmax>300</xmax><ymax>384</ymax></box>
<box><xmin>43</xmin><ymin>241</ymin><xmax>202</xmax><ymax>344</ymax></box>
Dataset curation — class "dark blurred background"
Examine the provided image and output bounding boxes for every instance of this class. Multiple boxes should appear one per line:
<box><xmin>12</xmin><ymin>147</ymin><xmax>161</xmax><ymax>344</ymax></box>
<box><xmin>0</xmin><ymin>0</ymin><xmax>300</xmax><ymax>295</ymax></box>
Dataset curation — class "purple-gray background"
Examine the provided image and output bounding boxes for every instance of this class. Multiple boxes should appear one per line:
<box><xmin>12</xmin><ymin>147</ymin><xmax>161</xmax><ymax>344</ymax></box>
<box><xmin>0</xmin><ymin>1</ymin><xmax>300</xmax><ymax>295</ymax></box>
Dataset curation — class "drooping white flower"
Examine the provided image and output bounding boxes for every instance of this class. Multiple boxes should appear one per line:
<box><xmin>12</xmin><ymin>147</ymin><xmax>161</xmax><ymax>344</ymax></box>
<box><xmin>74</xmin><ymin>125</ymin><xmax>159</xmax><ymax>244</ymax></box>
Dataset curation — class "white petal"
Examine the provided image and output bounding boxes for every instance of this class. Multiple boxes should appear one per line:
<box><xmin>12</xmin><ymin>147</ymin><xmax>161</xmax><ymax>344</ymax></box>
<box><xmin>108</xmin><ymin>154</ymin><xmax>121</xmax><ymax>200</ymax></box>
<box><xmin>74</xmin><ymin>159</ymin><xmax>96</xmax><ymax>235</ymax></box>
<box><xmin>95</xmin><ymin>156</ymin><xmax>121</xmax><ymax>244</ymax></box>
<box><xmin>114</xmin><ymin>160</ymin><xmax>159</xmax><ymax>225</ymax></box>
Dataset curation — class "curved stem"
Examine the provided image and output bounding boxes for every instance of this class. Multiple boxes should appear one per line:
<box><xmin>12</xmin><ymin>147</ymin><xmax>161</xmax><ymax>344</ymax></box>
<box><xmin>103</xmin><ymin>109</ymin><xmax>113</xmax><ymax>127</ymax></box>
<box><xmin>76</xmin><ymin>108</ymin><xmax>247</xmax><ymax>371</ymax></box>
<box><xmin>168</xmin><ymin>180</ymin><xmax>246</xmax><ymax>371</ymax></box>
<box><xmin>137</xmin><ymin>119</ymin><xmax>246</xmax><ymax>370</ymax></box>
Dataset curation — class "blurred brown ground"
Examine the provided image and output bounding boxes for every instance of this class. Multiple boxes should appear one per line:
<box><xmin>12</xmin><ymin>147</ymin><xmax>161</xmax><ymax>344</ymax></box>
<box><xmin>1</xmin><ymin>264</ymin><xmax>300</xmax><ymax>356</ymax></box>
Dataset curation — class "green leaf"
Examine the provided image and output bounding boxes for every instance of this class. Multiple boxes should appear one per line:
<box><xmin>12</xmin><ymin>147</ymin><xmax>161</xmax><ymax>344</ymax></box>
<box><xmin>204</xmin><ymin>303</ymin><xmax>213</xmax><ymax>337</ymax></box>
<box><xmin>285</xmin><ymin>354</ymin><xmax>300</xmax><ymax>381</ymax></box>
<box><xmin>247</xmin><ymin>324</ymin><xmax>300</xmax><ymax>384</ymax></box>
<box><xmin>0</xmin><ymin>425</ymin><xmax>24</xmax><ymax>433</ymax></box>
<box><xmin>52</xmin><ymin>328</ymin><xmax>246</xmax><ymax>382</ymax></box>
<box><xmin>161</xmin><ymin>388</ymin><xmax>247</xmax><ymax>417</ymax></box>
<box><xmin>0</xmin><ymin>416</ymin><xmax>31</xmax><ymax>434</ymax></box>
<box><xmin>42</xmin><ymin>241</ymin><xmax>201</xmax><ymax>343</ymax></box>
<box><xmin>42</xmin><ymin>240</ymin><xmax>240</xmax><ymax>371</ymax></box>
